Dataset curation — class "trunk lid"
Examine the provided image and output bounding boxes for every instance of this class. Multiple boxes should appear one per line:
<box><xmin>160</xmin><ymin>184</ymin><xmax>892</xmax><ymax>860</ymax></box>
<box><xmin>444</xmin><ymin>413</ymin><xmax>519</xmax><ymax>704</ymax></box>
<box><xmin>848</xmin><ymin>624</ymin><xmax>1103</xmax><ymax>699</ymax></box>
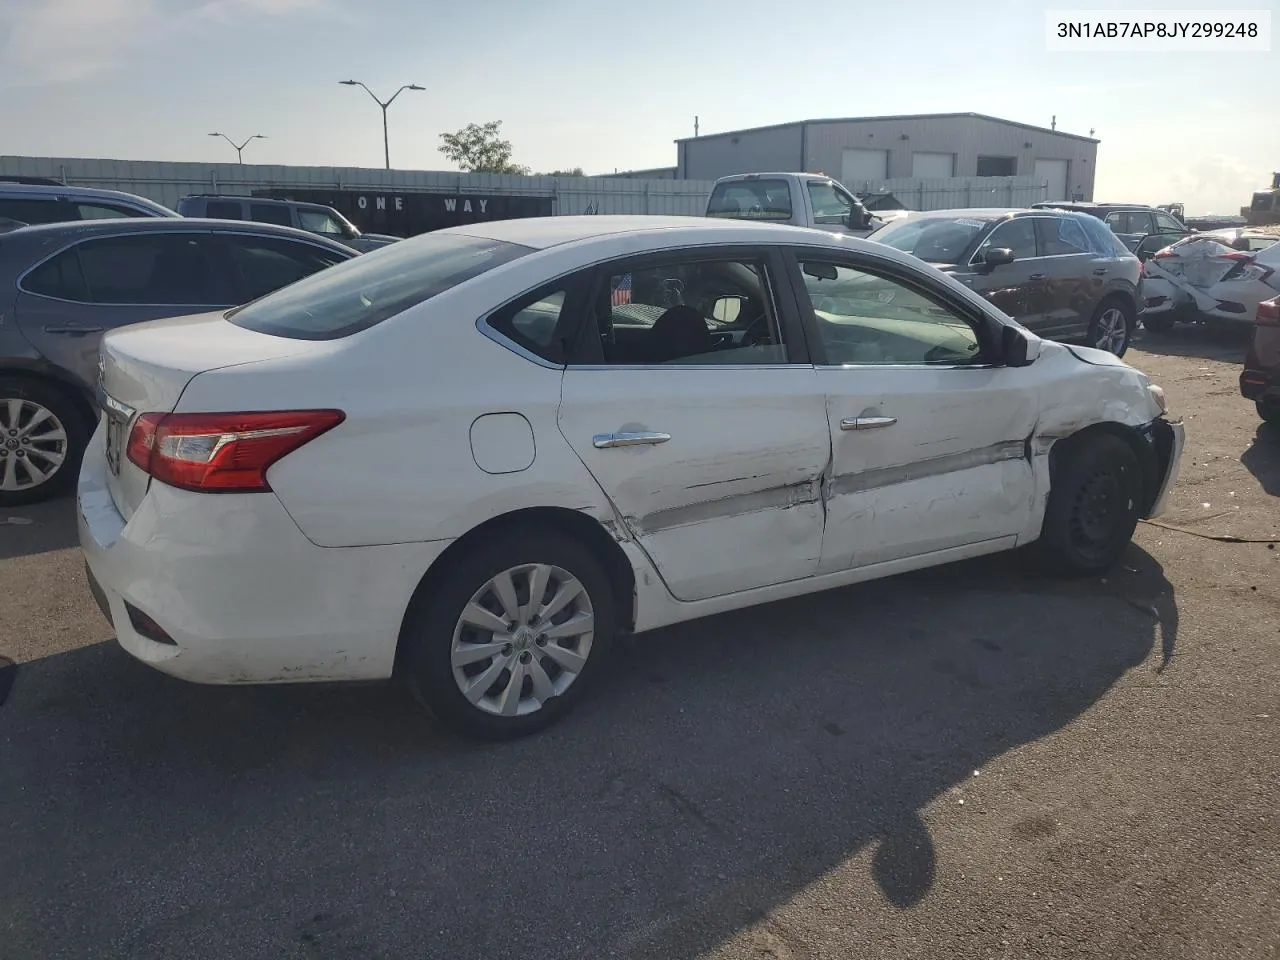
<box><xmin>98</xmin><ymin>311</ymin><xmax>321</xmax><ymax>521</ymax></box>
<box><xmin>1156</xmin><ymin>237</ymin><xmax>1247</xmax><ymax>288</ymax></box>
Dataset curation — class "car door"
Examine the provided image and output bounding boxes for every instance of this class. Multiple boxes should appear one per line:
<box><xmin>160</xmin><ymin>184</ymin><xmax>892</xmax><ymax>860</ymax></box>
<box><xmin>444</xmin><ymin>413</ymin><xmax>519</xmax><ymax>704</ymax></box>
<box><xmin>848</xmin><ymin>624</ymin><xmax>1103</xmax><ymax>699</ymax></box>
<box><xmin>1150</xmin><ymin>211</ymin><xmax>1191</xmax><ymax>254</ymax></box>
<box><xmin>556</xmin><ymin>246</ymin><xmax>831</xmax><ymax>602</ymax></box>
<box><xmin>212</xmin><ymin>232</ymin><xmax>351</xmax><ymax>303</ymax></box>
<box><xmin>1033</xmin><ymin>214</ymin><xmax>1100</xmax><ymax>339</ymax></box>
<box><xmin>14</xmin><ymin>231</ymin><xmax>236</xmax><ymax>391</ymax></box>
<box><xmin>953</xmin><ymin>217</ymin><xmax>1046</xmax><ymax>330</ymax></box>
<box><xmin>784</xmin><ymin>249</ymin><xmax>1040</xmax><ymax>573</ymax></box>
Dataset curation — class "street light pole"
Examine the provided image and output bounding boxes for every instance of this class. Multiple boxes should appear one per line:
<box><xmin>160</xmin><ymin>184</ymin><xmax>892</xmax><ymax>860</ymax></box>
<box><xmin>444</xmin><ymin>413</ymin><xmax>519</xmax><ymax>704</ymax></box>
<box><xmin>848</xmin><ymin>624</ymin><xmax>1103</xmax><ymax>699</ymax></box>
<box><xmin>339</xmin><ymin>80</ymin><xmax>424</xmax><ymax>170</ymax></box>
<box><xmin>208</xmin><ymin>132</ymin><xmax>267</xmax><ymax>164</ymax></box>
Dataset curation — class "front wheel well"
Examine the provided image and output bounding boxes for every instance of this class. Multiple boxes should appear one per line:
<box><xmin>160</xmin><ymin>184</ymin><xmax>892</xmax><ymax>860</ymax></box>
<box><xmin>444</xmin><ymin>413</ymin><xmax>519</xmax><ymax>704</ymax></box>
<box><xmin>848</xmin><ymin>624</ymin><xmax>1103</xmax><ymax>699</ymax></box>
<box><xmin>1048</xmin><ymin>421</ymin><xmax>1159</xmax><ymax>515</ymax></box>
<box><xmin>395</xmin><ymin>506</ymin><xmax>637</xmax><ymax>668</ymax></box>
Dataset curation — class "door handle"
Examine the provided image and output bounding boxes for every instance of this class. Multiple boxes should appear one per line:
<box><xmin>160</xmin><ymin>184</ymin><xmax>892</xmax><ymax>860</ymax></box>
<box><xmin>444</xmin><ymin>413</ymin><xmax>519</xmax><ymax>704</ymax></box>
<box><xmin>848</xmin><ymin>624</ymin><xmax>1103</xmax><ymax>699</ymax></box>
<box><xmin>593</xmin><ymin>431</ymin><xmax>671</xmax><ymax>449</ymax></box>
<box><xmin>43</xmin><ymin>325</ymin><xmax>104</xmax><ymax>335</ymax></box>
<box><xmin>839</xmin><ymin>416</ymin><xmax>897</xmax><ymax>431</ymax></box>
<box><xmin>1028</xmin><ymin>273</ymin><xmax>1047</xmax><ymax>281</ymax></box>
<box><xmin>1092</xmin><ymin>268</ymin><xmax>1109</xmax><ymax>276</ymax></box>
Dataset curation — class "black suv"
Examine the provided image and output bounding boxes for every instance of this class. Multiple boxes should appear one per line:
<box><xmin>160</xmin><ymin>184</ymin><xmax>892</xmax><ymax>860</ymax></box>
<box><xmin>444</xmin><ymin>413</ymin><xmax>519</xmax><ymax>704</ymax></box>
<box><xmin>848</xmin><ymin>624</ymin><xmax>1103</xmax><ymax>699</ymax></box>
<box><xmin>869</xmin><ymin>207</ymin><xmax>1143</xmax><ymax>357</ymax></box>
<box><xmin>1030</xmin><ymin>201</ymin><xmax>1192</xmax><ymax>259</ymax></box>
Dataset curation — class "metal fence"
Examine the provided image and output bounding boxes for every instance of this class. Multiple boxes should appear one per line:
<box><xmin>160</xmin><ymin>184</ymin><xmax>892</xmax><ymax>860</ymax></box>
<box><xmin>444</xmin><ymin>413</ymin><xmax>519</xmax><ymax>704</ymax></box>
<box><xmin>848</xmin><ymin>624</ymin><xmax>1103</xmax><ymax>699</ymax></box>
<box><xmin>844</xmin><ymin>176</ymin><xmax>1052</xmax><ymax>211</ymax></box>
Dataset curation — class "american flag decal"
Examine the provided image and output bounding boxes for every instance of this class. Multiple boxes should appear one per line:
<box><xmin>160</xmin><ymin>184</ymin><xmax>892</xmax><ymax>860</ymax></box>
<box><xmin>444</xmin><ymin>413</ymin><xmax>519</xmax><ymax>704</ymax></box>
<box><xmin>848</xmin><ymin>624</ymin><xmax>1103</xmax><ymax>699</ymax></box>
<box><xmin>610</xmin><ymin>274</ymin><xmax>632</xmax><ymax>306</ymax></box>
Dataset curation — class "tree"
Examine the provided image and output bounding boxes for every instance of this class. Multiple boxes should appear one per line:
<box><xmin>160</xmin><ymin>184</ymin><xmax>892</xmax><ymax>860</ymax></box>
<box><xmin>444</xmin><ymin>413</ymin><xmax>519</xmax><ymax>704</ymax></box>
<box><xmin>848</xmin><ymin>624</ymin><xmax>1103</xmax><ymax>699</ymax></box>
<box><xmin>541</xmin><ymin>167</ymin><xmax>585</xmax><ymax>178</ymax></box>
<box><xmin>438</xmin><ymin>120</ymin><xmax>529</xmax><ymax>174</ymax></box>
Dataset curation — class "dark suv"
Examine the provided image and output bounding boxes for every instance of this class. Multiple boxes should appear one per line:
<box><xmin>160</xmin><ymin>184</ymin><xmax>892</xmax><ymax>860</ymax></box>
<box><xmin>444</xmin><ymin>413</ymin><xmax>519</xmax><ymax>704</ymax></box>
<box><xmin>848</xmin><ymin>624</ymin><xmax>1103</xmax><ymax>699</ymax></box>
<box><xmin>1031</xmin><ymin>201</ymin><xmax>1192</xmax><ymax>259</ymax></box>
<box><xmin>0</xmin><ymin>218</ymin><xmax>354</xmax><ymax>505</ymax></box>
<box><xmin>869</xmin><ymin>207</ymin><xmax>1142</xmax><ymax>356</ymax></box>
<box><xmin>0</xmin><ymin>181</ymin><xmax>178</xmax><ymax>225</ymax></box>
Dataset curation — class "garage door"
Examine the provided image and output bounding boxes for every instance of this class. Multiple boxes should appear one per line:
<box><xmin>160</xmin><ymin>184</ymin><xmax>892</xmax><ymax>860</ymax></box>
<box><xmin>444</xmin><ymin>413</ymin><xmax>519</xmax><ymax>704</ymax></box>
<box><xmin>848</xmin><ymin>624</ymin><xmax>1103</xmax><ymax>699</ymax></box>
<box><xmin>841</xmin><ymin>148</ymin><xmax>888</xmax><ymax>184</ymax></box>
<box><xmin>911</xmin><ymin>152</ymin><xmax>954</xmax><ymax>179</ymax></box>
<box><xmin>1034</xmin><ymin>159</ymin><xmax>1070</xmax><ymax>201</ymax></box>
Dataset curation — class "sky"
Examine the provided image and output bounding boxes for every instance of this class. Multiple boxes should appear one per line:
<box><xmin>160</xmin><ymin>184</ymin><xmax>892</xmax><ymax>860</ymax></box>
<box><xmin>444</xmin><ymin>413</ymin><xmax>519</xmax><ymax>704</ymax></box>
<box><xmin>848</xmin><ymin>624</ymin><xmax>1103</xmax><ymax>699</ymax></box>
<box><xmin>0</xmin><ymin>0</ymin><xmax>1275</xmax><ymax>215</ymax></box>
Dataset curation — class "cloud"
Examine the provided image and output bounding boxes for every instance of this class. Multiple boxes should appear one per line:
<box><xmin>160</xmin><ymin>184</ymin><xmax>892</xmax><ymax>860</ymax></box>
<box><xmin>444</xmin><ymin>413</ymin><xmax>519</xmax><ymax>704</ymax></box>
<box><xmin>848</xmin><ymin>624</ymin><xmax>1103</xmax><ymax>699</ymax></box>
<box><xmin>0</xmin><ymin>0</ymin><xmax>334</xmax><ymax>86</ymax></box>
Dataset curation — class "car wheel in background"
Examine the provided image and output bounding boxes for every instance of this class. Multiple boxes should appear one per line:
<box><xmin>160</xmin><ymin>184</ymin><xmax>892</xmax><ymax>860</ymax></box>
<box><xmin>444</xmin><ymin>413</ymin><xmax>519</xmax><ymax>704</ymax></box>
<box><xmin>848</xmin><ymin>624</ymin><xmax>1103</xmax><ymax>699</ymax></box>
<box><xmin>0</xmin><ymin>377</ymin><xmax>88</xmax><ymax>507</ymax></box>
<box><xmin>1088</xmin><ymin>298</ymin><xmax>1135</xmax><ymax>357</ymax></box>
<box><xmin>1035</xmin><ymin>432</ymin><xmax>1143</xmax><ymax>577</ymax></box>
<box><xmin>398</xmin><ymin>526</ymin><xmax>616</xmax><ymax>740</ymax></box>
<box><xmin>1141</xmin><ymin>311</ymin><xmax>1177</xmax><ymax>334</ymax></box>
<box><xmin>1257</xmin><ymin>399</ymin><xmax>1280</xmax><ymax>424</ymax></box>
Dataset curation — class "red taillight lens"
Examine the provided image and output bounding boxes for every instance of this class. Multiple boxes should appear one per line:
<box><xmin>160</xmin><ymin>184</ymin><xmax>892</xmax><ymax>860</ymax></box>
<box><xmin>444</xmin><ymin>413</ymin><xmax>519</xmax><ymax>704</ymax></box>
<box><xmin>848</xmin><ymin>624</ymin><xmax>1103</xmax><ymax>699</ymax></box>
<box><xmin>1257</xmin><ymin>298</ymin><xmax>1280</xmax><ymax>327</ymax></box>
<box><xmin>125</xmin><ymin>410</ymin><xmax>344</xmax><ymax>493</ymax></box>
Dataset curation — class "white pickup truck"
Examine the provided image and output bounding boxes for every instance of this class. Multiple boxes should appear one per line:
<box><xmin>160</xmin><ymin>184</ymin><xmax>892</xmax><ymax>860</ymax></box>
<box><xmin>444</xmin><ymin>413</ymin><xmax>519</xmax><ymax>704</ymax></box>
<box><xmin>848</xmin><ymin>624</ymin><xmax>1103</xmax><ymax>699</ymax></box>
<box><xmin>704</xmin><ymin>172</ymin><xmax>906</xmax><ymax>237</ymax></box>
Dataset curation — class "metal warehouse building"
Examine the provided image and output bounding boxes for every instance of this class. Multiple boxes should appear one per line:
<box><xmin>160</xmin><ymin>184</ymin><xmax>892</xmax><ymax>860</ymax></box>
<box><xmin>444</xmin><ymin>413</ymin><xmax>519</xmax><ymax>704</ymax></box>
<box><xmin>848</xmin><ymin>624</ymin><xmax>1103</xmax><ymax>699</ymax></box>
<box><xmin>676</xmin><ymin>113</ymin><xmax>1099</xmax><ymax>203</ymax></box>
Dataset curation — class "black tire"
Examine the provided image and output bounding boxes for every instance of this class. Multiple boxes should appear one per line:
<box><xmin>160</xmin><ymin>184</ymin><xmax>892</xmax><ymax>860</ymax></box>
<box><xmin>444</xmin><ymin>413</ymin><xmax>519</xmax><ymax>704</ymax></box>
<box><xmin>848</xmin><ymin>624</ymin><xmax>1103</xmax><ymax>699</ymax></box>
<box><xmin>398</xmin><ymin>526</ymin><xmax>616</xmax><ymax>740</ymax></box>
<box><xmin>1087</xmin><ymin>297</ymin><xmax>1135</xmax><ymax>357</ymax></box>
<box><xmin>1035</xmin><ymin>433</ymin><xmax>1143</xmax><ymax>577</ymax></box>
<box><xmin>1257</xmin><ymin>399</ymin><xmax>1280</xmax><ymax>424</ymax></box>
<box><xmin>1141</xmin><ymin>311</ymin><xmax>1177</xmax><ymax>334</ymax></box>
<box><xmin>0</xmin><ymin>376</ymin><xmax>89</xmax><ymax>508</ymax></box>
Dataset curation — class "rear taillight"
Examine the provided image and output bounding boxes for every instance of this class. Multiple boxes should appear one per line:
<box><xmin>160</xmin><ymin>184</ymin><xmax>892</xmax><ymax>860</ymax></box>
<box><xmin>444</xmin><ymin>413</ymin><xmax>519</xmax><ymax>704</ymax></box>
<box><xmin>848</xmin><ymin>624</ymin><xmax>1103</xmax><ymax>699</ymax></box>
<box><xmin>1257</xmin><ymin>298</ymin><xmax>1280</xmax><ymax>327</ymax></box>
<box><xmin>126</xmin><ymin>410</ymin><xmax>344</xmax><ymax>493</ymax></box>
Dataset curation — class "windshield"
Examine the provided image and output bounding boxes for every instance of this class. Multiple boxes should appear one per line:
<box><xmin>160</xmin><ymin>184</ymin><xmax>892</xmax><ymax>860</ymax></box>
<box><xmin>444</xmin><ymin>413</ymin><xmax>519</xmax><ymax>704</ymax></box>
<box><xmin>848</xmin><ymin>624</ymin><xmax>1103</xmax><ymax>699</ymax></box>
<box><xmin>870</xmin><ymin>216</ymin><xmax>989</xmax><ymax>265</ymax></box>
<box><xmin>227</xmin><ymin>233</ymin><xmax>533</xmax><ymax>340</ymax></box>
<box><xmin>706</xmin><ymin>179</ymin><xmax>793</xmax><ymax>221</ymax></box>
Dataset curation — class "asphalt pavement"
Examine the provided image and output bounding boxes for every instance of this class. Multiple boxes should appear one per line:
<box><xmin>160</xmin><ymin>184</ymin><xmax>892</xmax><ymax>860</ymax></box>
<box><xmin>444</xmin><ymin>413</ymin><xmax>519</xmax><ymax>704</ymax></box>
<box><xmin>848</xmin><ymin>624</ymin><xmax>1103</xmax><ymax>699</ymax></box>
<box><xmin>1</xmin><ymin>327</ymin><xmax>1277</xmax><ymax>960</ymax></box>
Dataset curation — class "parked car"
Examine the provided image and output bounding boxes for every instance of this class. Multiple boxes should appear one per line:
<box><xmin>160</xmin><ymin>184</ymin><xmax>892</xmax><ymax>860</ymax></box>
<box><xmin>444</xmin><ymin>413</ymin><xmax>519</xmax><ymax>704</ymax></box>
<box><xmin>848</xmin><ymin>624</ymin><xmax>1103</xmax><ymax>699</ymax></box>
<box><xmin>705</xmin><ymin>173</ymin><xmax>883</xmax><ymax>236</ymax></box>
<box><xmin>79</xmin><ymin>215</ymin><xmax>1183</xmax><ymax>740</ymax></box>
<box><xmin>1031</xmin><ymin>201</ymin><xmax>1193</xmax><ymax>260</ymax></box>
<box><xmin>1141</xmin><ymin>229</ymin><xmax>1280</xmax><ymax>331</ymax></box>
<box><xmin>867</xmin><ymin>208</ymin><xmax>1143</xmax><ymax>356</ymax></box>
<box><xmin>176</xmin><ymin>195</ymin><xmax>401</xmax><ymax>253</ymax></box>
<box><xmin>0</xmin><ymin>181</ymin><xmax>178</xmax><ymax>225</ymax></box>
<box><xmin>0</xmin><ymin>218</ymin><xmax>356</xmax><ymax>506</ymax></box>
<box><xmin>1239</xmin><ymin>296</ymin><xmax>1280</xmax><ymax>423</ymax></box>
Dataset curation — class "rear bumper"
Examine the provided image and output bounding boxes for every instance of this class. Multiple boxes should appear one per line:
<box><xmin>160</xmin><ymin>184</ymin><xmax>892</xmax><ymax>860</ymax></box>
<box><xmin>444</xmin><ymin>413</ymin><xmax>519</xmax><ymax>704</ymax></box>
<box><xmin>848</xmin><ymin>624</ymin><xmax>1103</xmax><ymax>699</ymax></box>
<box><xmin>76</xmin><ymin>422</ymin><xmax>451</xmax><ymax>685</ymax></box>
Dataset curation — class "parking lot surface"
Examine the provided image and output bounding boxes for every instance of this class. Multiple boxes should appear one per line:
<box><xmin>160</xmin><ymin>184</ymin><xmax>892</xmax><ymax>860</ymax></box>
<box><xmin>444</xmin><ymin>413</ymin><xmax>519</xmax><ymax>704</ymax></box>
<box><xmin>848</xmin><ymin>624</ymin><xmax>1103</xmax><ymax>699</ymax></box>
<box><xmin>1</xmin><ymin>328</ymin><xmax>1278</xmax><ymax>960</ymax></box>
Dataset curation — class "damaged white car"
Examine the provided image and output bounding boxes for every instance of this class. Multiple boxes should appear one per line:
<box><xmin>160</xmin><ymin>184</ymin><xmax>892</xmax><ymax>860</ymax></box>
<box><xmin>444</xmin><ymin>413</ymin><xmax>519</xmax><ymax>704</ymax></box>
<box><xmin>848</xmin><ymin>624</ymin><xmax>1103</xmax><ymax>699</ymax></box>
<box><xmin>1142</xmin><ymin>228</ymin><xmax>1280</xmax><ymax>331</ymax></box>
<box><xmin>79</xmin><ymin>216</ymin><xmax>1184</xmax><ymax>739</ymax></box>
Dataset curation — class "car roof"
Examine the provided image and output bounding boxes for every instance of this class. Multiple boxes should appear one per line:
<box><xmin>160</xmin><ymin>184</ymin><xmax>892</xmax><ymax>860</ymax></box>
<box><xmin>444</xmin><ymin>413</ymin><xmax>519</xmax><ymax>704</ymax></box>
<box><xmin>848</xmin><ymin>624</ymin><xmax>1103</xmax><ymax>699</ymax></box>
<box><xmin>437</xmin><ymin>215</ymin><xmax>855</xmax><ymax>250</ymax></box>
<box><xmin>0</xmin><ymin>181</ymin><xmax>176</xmax><ymax>209</ymax></box>
<box><xmin>886</xmin><ymin>208</ymin><xmax>1074</xmax><ymax>222</ymax></box>
<box><xmin>0</xmin><ymin>216</ymin><xmax>355</xmax><ymax>252</ymax></box>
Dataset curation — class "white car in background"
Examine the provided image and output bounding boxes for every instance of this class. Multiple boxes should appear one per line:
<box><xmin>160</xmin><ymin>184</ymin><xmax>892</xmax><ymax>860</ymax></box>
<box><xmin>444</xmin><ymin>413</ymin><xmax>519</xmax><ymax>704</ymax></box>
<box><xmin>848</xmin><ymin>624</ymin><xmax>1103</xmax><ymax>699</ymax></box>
<box><xmin>78</xmin><ymin>216</ymin><xmax>1183</xmax><ymax>739</ymax></box>
<box><xmin>1141</xmin><ymin>228</ymin><xmax>1280</xmax><ymax>331</ymax></box>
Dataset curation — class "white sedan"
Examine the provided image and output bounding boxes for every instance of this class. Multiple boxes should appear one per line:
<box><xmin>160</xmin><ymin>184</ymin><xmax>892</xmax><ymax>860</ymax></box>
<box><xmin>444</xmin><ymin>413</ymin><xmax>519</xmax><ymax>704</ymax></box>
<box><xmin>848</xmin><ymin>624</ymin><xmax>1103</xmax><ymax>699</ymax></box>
<box><xmin>78</xmin><ymin>216</ymin><xmax>1185</xmax><ymax>739</ymax></box>
<box><xmin>1141</xmin><ymin>228</ymin><xmax>1280</xmax><ymax>331</ymax></box>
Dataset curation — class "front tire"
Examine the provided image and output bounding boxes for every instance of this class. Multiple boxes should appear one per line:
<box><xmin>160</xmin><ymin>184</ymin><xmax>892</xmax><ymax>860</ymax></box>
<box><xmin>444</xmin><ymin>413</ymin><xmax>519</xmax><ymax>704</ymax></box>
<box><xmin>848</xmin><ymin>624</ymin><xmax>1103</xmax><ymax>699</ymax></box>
<box><xmin>1257</xmin><ymin>399</ymin><xmax>1280</xmax><ymax>424</ymax></box>
<box><xmin>0</xmin><ymin>377</ymin><xmax>88</xmax><ymax>507</ymax></box>
<box><xmin>1088</xmin><ymin>298</ymin><xmax>1135</xmax><ymax>357</ymax></box>
<box><xmin>398</xmin><ymin>527</ymin><xmax>616</xmax><ymax>740</ymax></box>
<box><xmin>1035</xmin><ymin>433</ymin><xmax>1143</xmax><ymax>577</ymax></box>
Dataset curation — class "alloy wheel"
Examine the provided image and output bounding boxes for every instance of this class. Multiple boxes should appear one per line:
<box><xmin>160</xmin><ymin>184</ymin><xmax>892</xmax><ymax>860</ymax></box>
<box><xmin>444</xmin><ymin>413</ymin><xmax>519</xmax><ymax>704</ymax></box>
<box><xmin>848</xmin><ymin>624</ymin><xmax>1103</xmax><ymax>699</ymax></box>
<box><xmin>449</xmin><ymin>563</ymin><xmax>595</xmax><ymax>718</ymax></box>
<box><xmin>0</xmin><ymin>398</ymin><xmax>68</xmax><ymax>493</ymax></box>
<box><xmin>1094</xmin><ymin>307</ymin><xmax>1129</xmax><ymax>355</ymax></box>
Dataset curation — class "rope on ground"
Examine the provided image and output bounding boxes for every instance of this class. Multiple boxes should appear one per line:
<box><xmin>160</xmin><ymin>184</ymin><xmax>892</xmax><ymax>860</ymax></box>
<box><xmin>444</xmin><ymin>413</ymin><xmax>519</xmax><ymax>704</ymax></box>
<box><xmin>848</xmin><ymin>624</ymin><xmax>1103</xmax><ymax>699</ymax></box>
<box><xmin>1140</xmin><ymin>518</ymin><xmax>1280</xmax><ymax>544</ymax></box>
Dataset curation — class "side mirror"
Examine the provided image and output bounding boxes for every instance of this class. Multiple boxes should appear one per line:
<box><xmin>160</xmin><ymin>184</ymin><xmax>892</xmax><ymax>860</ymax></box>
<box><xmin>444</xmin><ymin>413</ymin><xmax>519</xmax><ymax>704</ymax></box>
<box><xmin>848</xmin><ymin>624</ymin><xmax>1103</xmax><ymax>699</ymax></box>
<box><xmin>847</xmin><ymin>206</ymin><xmax>873</xmax><ymax>230</ymax></box>
<box><xmin>981</xmin><ymin>247</ymin><xmax>1016</xmax><ymax>267</ymax></box>
<box><xmin>1002</xmin><ymin>324</ymin><xmax>1041</xmax><ymax>367</ymax></box>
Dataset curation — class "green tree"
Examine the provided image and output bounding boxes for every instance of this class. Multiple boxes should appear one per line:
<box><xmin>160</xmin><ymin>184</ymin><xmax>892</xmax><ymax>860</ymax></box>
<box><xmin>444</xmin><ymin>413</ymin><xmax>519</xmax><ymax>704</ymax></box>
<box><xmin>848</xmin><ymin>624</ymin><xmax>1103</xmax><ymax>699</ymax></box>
<box><xmin>438</xmin><ymin>120</ymin><xmax>529</xmax><ymax>174</ymax></box>
<box><xmin>541</xmin><ymin>167</ymin><xmax>585</xmax><ymax>177</ymax></box>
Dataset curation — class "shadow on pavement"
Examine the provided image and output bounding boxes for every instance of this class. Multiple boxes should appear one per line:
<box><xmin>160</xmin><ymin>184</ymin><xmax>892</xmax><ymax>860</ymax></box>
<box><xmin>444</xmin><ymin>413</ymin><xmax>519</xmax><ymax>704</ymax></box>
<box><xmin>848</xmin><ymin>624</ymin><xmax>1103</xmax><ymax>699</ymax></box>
<box><xmin>1135</xmin><ymin>323</ymin><xmax>1251</xmax><ymax>363</ymax></box>
<box><xmin>0</xmin><ymin>495</ymin><xmax>78</xmax><ymax>561</ymax></box>
<box><xmin>1240</xmin><ymin>421</ymin><xmax>1280</xmax><ymax>496</ymax></box>
<box><xmin>0</xmin><ymin>547</ymin><xmax>1175</xmax><ymax>960</ymax></box>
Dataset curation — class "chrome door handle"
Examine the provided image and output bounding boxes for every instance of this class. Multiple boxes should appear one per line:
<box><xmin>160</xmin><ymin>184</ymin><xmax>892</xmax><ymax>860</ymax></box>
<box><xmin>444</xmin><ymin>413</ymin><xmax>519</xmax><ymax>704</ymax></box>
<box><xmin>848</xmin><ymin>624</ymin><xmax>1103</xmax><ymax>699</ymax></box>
<box><xmin>1093</xmin><ymin>268</ymin><xmax>1109</xmax><ymax>276</ymax></box>
<box><xmin>839</xmin><ymin>416</ymin><xmax>897</xmax><ymax>431</ymax></box>
<box><xmin>43</xmin><ymin>325</ymin><xmax>104</xmax><ymax>335</ymax></box>
<box><xmin>592</xmin><ymin>431</ymin><xmax>672</xmax><ymax>449</ymax></box>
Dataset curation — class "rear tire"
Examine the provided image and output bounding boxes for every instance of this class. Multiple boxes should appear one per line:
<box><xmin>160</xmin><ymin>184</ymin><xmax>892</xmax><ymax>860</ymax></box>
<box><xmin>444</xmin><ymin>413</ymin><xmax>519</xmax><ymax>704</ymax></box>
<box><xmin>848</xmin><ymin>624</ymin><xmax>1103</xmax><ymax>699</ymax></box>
<box><xmin>398</xmin><ymin>526</ymin><xmax>616</xmax><ymax>740</ymax></box>
<box><xmin>0</xmin><ymin>377</ymin><xmax>88</xmax><ymax>508</ymax></box>
<box><xmin>1088</xmin><ymin>298</ymin><xmax>1135</xmax><ymax>357</ymax></box>
<box><xmin>1257</xmin><ymin>399</ymin><xmax>1280</xmax><ymax>424</ymax></box>
<box><xmin>1035</xmin><ymin>433</ymin><xmax>1143</xmax><ymax>578</ymax></box>
<box><xmin>1141</xmin><ymin>312</ymin><xmax>1176</xmax><ymax>334</ymax></box>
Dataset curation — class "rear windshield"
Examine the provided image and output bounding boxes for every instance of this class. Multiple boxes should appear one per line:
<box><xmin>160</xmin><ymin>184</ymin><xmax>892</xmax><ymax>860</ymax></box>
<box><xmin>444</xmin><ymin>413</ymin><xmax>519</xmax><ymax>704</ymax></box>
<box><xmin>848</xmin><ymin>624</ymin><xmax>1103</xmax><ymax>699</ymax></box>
<box><xmin>706</xmin><ymin>179</ymin><xmax>793</xmax><ymax>220</ymax></box>
<box><xmin>227</xmin><ymin>233</ymin><xmax>534</xmax><ymax>340</ymax></box>
<box><xmin>870</xmin><ymin>215</ymin><xmax>990</xmax><ymax>265</ymax></box>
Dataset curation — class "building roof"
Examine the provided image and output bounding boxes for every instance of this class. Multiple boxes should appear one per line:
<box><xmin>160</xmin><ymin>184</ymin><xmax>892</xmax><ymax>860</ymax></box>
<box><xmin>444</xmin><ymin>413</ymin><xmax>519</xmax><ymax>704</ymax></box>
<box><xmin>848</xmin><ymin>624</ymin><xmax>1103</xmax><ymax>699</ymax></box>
<box><xmin>675</xmin><ymin>112</ymin><xmax>1099</xmax><ymax>145</ymax></box>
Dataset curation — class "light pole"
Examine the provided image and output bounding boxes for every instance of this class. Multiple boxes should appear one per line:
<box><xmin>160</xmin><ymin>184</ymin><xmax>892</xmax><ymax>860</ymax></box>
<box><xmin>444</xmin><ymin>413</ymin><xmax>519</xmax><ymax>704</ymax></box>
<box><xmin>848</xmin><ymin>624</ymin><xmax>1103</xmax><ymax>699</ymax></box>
<box><xmin>208</xmin><ymin>132</ymin><xmax>267</xmax><ymax>164</ymax></box>
<box><xmin>339</xmin><ymin>80</ymin><xmax>424</xmax><ymax>169</ymax></box>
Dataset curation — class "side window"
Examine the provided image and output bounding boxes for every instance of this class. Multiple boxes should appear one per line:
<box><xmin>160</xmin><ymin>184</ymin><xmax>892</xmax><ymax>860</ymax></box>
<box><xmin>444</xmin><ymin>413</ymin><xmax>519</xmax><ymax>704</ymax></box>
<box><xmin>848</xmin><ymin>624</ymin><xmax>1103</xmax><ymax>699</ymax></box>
<box><xmin>1123</xmin><ymin>211</ymin><xmax>1153</xmax><ymax>235</ymax></box>
<box><xmin>585</xmin><ymin>257</ymin><xmax>787</xmax><ymax>366</ymax></box>
<box><xmin>977</xmin><ymin>218</ymin><xmax>1037</xmax><ymax>260</ymax></box>
<box><xmin>75</xmin><ymin>202</ymin><xmax>149</xmax><ymax>220</ymax></box>
<box><xmin>249</xmin><ymin>203</ymin><xmax>293</xmax><ymax>227</ymax></box>
<box><xmin>1155</xmin><ymin>212</ymin><xmax>1186</xmax><ymax>234</ymax></box>
<box><xmin>223</xmin><ymin>235</ymin><xmax>348</xmax><ymax>302</ymax></box>
<box><xmin>22</xmin><ymin>248</ymin><xmax>90</xmax><ymax>301</ymax></box>
<box><xmin>1037</xmin><ymin>216</ymin><xmax>1092</xmax><ymax>256</ymax></box>
<box><xmin>806</xmin><ymin>181</ymin><xmax>852</xmax><ymax>224</ymax></box>
<box><xmin>1103</xmin><ymin>211</ymin><xmax>1125</xmax><ymax>232</ymax></box>
<box><xmin>0</xmin><ymin>198</ymin><xmax>61</xmax><ymax>225</ymax></box>
<box><xmin>205</xmin><ymin>200</ymin><xmax>243</xmax><ymax>220</ymax></box>
<box><xmin>74</xmin><ymin>234</ymin><xmax>228</xmax><ymax>305</ymax></box>
<box><xmin>298</xmin><ymin>209</ymin><xmax>347</xmax><ymax>236</ymax></box>
<box><xmin>1077</xmin><ymin>214</ymin><xmax>1129</xmax><ymax>257</ymax></box>
<box><xmin>797</xmin><ymin>259</ymin><xmax>982</xmax><ymax>366</ymax></box>
<box><xmin>486</xmin><ymin>288</ymin><xmax>570</xmax><ymax>363</ymax></box>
